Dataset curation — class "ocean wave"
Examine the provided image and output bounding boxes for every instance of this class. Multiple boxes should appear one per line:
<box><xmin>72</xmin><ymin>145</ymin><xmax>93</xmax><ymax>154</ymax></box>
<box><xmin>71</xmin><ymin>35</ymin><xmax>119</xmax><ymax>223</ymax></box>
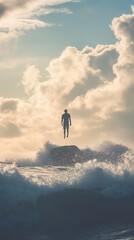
<box><xmin>14</xmin><ymin>141</ymin><xmax>130</xmax><ymax>167</ymax></box>
<box><xmin>0</xmin><ymin>142</ymin><xmax>134</xmax><ymax>239</ymax></box>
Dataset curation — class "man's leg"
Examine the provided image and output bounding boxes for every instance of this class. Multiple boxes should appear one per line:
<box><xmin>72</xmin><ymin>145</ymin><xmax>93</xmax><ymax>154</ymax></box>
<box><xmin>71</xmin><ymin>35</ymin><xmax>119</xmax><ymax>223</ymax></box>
<box><xmin>67</xmin><ymin>126</ymin><xmax>69</xmax><ymax>137</ymax></box>
<box><xmin>64</xmin><ymin>127</ymin><xmax>66</xmax><ymax>138</ymax></box>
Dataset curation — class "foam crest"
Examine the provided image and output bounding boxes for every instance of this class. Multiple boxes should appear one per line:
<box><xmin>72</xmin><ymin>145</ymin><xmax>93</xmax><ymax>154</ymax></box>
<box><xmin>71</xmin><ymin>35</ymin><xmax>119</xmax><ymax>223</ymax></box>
<box><xmin>1</xmin><ymin>146</ymin><xmax>134</xmax><ymax>237</ymax></box>
<box><xmin>73</xmin><ymin>150</ymin><xmax>134</xmax><ymax>197</ymax></box>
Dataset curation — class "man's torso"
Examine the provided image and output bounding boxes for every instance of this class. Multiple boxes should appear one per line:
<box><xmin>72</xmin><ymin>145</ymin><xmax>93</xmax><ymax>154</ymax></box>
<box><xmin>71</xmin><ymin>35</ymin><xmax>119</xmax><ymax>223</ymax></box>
<box><xmin>62</xmin><ymin>113</ymin><xmax>70</xmax><ymax>126</ymax></box>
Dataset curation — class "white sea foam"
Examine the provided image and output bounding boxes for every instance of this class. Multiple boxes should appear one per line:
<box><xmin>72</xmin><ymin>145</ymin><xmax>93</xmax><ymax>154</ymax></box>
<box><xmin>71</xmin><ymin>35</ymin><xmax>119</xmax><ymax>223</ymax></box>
<box><xmin>0</xmin><ymin>142</ymin><xmax>134</xmax><ymax>238</ymax></box>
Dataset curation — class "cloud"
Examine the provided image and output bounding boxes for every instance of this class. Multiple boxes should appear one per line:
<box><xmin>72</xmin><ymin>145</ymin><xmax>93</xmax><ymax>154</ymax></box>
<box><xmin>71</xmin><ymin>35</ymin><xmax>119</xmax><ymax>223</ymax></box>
<box><xmin>1</xmin><ymin>7</ymin><xmax>134</xmax><ymax>155</ymax></box>
<box><xmin>0</xmin><ymin>121</ymin><xmax>21</xmax><ymax>138</ymax></box>
<box><xmin>87</xmin><ymin>45</ymin><xmax>118</xmax><ymax>81</ymax></box>
<box><xmin>21</xmin><ymin>47</ymin><xmax>89</xmax><ymax>112</ymax></box>
<box><xmin>0</xmin><ymin>98</ymin><xmax>19</xmax><ymax>112</ymax></box>
<box><xmin>22</xmin><ymin>65</ymin><xmax>42</xmax><ymax>95</ymax></box>
<box><xmin>0</xmin><ymin>3</ymin><xmax>7</xmax><ymax>17</ymax></box>
<box><xmin>0</xmin><ymin>0</ymin><xmax>78</xmax><ymax>52</ymax></box>
<box><xmin>0</xmin><ymin>0</ymin><xmax>30</xmax><ymax>17</ymax></box>
<box><xmin>69</xmin><ymin>7</ymin><xmax>134</xmax><ymax>146</ymax></box>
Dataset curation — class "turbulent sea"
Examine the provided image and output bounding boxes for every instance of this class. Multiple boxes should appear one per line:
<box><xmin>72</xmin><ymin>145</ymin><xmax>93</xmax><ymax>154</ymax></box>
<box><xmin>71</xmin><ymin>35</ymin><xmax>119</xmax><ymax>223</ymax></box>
<box><xmin>1</xmin><ymin>142</ymin><xmax>134</xmax><ymax>240</ymax></box>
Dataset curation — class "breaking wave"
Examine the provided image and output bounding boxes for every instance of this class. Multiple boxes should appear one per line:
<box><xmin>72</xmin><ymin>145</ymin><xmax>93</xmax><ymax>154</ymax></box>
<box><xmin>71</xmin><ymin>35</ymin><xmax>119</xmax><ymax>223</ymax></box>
<box><xmin>0</xmin><ymin>142</ymin><xmax>134</xmax><ymax>239</ymax></box>
<box><xmin>14</xmin><ymin>141</ymin><xmax>129</xmax><ymax>167</ymax></box>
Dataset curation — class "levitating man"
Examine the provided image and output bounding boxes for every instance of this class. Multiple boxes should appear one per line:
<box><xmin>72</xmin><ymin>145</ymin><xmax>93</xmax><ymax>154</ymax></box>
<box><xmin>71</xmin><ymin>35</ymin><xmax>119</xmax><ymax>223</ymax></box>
<box><xmin>61</xmin><ymin>109</ymin><xmax>71</xmax><ymax>138</ymax></box>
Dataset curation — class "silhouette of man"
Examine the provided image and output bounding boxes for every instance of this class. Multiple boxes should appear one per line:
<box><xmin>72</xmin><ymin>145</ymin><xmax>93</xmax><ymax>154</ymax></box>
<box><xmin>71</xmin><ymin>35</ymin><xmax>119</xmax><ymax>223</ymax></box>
<box><xmin>61</xmin><ymin>109</ymin><xmax>71</xmax><ymax>138</ymax></box>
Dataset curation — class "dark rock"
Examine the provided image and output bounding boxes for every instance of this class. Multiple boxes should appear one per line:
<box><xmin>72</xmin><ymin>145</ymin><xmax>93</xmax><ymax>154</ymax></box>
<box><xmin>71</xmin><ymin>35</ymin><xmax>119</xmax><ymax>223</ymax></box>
<box><xmin>50</xmin><ymin>145</ymin><xmax>84</xmax><ymax>166</ymax></box>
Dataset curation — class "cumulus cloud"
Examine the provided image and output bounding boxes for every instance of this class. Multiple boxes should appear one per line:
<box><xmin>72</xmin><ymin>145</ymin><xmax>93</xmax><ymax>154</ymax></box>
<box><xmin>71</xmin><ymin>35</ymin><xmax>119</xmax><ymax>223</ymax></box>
<box><xmin>40</xmin><ymin>47</ymin><xmax>89</xmax><ymax>106</ymax></box>
<box><xmin>0</xmin><ymin>98</ymin><xmax>19</xmax><ymax>112</ymax></box>
<box><xmin>86</xmin><ymin>45</ymin><xmax>118</xmax><ymax>81</ymax></box>
<box><xmin>1</xmin><ymin>7</ymin><xmax>134</xmax><ymax>155</ymax></box>
<box><xmin>68</xmin><ymin>7</ymin><xmax>134</xmax><ymax>146</ymax></box>
<box><xmin>22</xmin><ymin>65</ymin><xmax>42</xmax><ymax>95</ymax></box>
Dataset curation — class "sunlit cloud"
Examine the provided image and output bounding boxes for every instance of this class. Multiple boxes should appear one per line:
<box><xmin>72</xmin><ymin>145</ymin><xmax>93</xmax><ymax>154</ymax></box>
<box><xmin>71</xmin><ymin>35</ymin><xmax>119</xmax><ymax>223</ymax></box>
<box><xmin>22</xmin><ymin>65</ymin><xmax>42</xmax><ymax>95</ymax></box>
<box><xmin>0</xmin><ymin>6</ymin><xmax>134</xmax><ymax>155</ymax></box>
<box><xmin>0</xmin><ymin>0</ymin><xmax>77</xmax><ymax>51</ymax></box>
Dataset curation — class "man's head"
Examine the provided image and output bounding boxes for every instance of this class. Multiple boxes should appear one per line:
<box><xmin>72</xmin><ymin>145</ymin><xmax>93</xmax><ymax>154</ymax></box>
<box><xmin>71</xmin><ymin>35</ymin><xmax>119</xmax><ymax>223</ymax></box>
<box><xmin>64</xmin><ymin>109</ymin><xmax>67</xmax><ymax>113</ymax></box>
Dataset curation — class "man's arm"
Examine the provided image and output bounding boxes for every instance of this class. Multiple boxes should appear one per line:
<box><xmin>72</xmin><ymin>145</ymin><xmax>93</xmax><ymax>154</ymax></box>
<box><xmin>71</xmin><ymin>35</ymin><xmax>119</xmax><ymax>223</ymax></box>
<box><xmin>61</xmin><ymin>115</ymin><xmax>63</xmax><ymax>126</ymax></box>
<box><xmin>69</xmin><ymin>115</ymin><xmax>72</xmax><ymax>126</ymax></box>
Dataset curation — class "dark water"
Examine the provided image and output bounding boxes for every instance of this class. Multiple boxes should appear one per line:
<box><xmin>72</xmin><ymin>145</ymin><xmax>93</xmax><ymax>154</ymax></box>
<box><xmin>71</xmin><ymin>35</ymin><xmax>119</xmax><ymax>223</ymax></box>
<box><xmin>23</xmin><ymin>225</ymin><xmax>134</xmax><ymax>240</ymax></box>
<box><xmin>0</xmin><ymin>143</ymin><xmax>134</xmax><ymax>240</ymax></box>
<box><xmin>2</xmin><ymin>225</ymin><xmax>134</xmax><ymax>240</ymax></box>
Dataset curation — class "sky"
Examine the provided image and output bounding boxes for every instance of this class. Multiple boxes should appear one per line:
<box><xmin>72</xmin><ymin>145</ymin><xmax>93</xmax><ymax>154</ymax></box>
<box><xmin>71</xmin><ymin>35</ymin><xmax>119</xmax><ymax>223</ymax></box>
<box><xmin>0</xmin><ymin>0</ymin><xmax>134</xmax><ymax>158</ymax></box>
